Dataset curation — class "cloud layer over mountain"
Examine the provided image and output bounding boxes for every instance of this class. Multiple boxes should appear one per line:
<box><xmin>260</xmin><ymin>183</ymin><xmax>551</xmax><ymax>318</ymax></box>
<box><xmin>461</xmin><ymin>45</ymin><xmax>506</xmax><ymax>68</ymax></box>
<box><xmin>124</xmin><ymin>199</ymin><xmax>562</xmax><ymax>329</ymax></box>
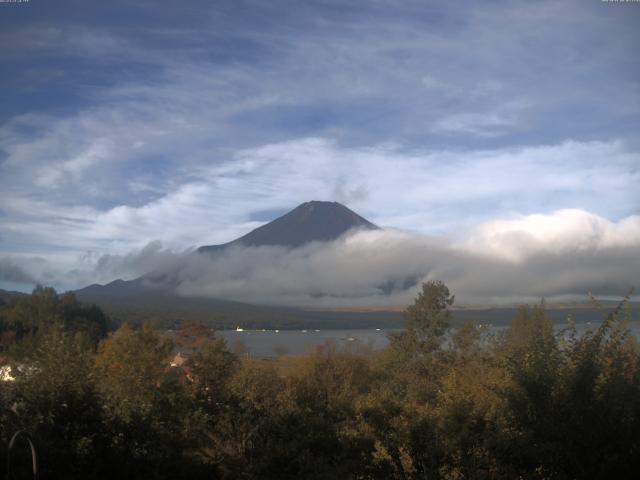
<box><xmin>1</xmin><ymin>1</ymin><xmax>638</xmax><ymax>297</ymax></box>
<box><xmin>6</xmin><ymin>209</ymin><xmax>636</xmax><ymax>307</ymax></box>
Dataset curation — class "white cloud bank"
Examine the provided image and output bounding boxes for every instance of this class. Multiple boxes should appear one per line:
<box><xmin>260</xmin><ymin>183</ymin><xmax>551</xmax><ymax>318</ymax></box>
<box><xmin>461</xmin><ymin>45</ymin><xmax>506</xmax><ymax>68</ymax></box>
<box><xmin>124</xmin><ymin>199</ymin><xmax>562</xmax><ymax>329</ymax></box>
<box><xmin>175</xmin><ymin>210</ymin><xmax>640</xmax><ymax>306</ymax></box>
<box><xmin>464</xmin><ymin>209</ymin><xmax>640</xmax><ymax>262</ymax></box>
<box><xmin>4</xmin><ymin>209</ymin><xmax>636</xmax><ymax>307</ymax></box>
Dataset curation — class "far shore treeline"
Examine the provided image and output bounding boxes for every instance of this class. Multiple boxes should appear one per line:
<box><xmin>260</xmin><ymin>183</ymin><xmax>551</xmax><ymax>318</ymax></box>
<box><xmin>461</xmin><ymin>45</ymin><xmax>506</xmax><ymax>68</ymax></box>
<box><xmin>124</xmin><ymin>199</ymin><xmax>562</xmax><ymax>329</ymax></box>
<box><xmin>1</xmin><ymin>282</ymin><xmax>639</xmax><ymax>479</ymax></box>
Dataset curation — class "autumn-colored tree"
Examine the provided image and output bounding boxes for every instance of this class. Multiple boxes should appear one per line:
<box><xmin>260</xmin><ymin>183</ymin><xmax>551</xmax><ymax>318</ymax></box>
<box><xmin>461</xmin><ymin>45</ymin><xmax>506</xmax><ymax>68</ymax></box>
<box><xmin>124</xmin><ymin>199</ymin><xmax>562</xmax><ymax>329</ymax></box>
<box><xmin>1</xmin><ymin>283</ymin><xmax>638</xmax><ymax>480</ymax></box>
<box><xmin>175</xmin><ymin>321</ymin><xmax>216</xmax><ymax>350</ymax></box>
<box><xmin>94</xmin><ymin>323</ymin><xmax>192</xmax><ymax>478</ymax></box>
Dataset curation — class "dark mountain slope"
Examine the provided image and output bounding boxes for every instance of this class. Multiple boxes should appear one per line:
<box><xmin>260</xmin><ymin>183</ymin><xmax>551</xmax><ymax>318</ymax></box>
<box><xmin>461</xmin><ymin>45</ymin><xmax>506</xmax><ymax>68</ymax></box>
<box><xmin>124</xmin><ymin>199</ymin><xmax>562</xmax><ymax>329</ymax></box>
<box><xmin>75</xmin><ymin>200</ymin><xmax>379</xmax><ymax>305</ymax></box>
<box><xmin>0</xmin><ymin>288</ymin><xmax>28</xmax><ymax>305</ymax></box>
<box><xmin>198</xmin><ymin>200</ymin><xmax>378</xmax><ymax>253</ymax></box>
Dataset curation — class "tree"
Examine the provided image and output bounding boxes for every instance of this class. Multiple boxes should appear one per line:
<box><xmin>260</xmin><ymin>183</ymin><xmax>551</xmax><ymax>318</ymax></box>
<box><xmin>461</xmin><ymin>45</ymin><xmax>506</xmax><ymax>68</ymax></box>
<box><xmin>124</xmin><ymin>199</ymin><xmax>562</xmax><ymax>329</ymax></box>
<box><xmin>393</xmin><ymin>280</ymin><xmax>455</xmax><ymax>357</ymax></box>
<box><xmin>189</xmin><ymin>337</ymin><xmax>239</xmax><ymax>413</ymax></box>
<box><xmin>209</xmin><ymin>360</ymin><xmax>284</xmax><ymax>478</ymax></box>
<box><xmin>93</xmin><ymin>323</ymin><xmax>190</xmax><ymax>479</ymax></box>
<box><xmin>387</xmin><ymin>280</ymin><xmax>455</xmax><ymax>402</ymax></box>
<box><xmin>406</xmin><ymin>281</ymin><xmax>454</xmax><ymax>339</ymax></box>
<box><xmin>371</xmin><ymin>281</ymin><xmax>457</xmax><ymax>478</ymax></box>
<box><xmin>175</xmin><ymin>321</ymin><xmax>216</xmax><ymax>350</ymax></box>
<box><xmin>1</xmin><ymin>322</ymin><xmax>103</xmax><ymax>479</ymax></box>
<box><xmin>492</xmin><ymin>299</ymin><xmax>640</xmax><ymax>478</ymax></box>
<box><xmin>1</xmin><ymin>286</ymin><xmax>108</xmax><ymax>350</ymax></box>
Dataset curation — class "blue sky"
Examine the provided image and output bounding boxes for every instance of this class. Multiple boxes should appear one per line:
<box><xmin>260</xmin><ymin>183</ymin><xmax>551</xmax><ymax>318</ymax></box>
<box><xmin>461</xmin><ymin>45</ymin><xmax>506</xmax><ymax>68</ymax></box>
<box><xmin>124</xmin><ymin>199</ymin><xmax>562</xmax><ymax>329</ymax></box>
<box><xmin>0</xmin><ymin>0</ymin><xmax>639</xmax><ymax>299</ymax></box>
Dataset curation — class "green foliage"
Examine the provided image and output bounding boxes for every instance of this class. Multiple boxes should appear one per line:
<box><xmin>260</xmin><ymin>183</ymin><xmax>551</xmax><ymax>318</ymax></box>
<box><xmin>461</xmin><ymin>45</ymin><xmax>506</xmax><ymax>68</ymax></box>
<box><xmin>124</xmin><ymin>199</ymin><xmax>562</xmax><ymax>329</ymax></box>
<box><xmin>93</xmin><ymin>323</ymin><xmax>196</xmax><ymax>478</ymax></box>
<box><xmin>2</xmin><ymin>283</ymin><xmax>639</xmax><ymax>479</ymax></box>
<box><xmin>492</xmin><ymin>301</ymin><xmax>640</xmax><ymax>478</ymax></box>
<box><xmin>189</xmin><ymin>337</ymin><xmax>240</xmax><ymax>409</ymax></box>
<box><xmin>403</xmin><ymin>280</ymin><xmax>455</xmax><ymax>352</ymax></box>
<box><xmin>207</xmin><ymin>360</ymin><xmax>285</xmax><ymax>477</ymax></box>
<box><xmin>1</xmin><ymin>323</ymin><xmax>103</xmax><ymax>479</ymax></box>
<box><xmin>0</xmin><ymin>286</ymin><xmax>108</xmax><ymax>352</ymax></box>
<box><xmin>386</xmin><ymin>281</ymin><xmax>455</xmax><ymax>407</ymax></box>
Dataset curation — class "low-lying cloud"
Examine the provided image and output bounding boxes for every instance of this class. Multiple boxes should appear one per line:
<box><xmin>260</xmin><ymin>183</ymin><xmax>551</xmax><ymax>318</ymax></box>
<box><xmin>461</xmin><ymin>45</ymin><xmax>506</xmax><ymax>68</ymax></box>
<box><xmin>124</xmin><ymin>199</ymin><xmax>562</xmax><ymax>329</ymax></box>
<box><xmin>0</xmin><ymin>257</ymin><xmax>38</xmax><ymax>285</ymax></box>
<box><xmin>77</xmin><ymin>209</ymin><xmax>640</xmax><ymax>307</ymax></box>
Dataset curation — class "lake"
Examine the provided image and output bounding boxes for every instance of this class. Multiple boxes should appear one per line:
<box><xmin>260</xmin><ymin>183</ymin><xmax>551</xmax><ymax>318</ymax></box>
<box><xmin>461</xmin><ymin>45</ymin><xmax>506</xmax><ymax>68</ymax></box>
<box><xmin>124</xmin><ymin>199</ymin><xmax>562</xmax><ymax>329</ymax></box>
<box><xmin>217</xmin><ymin>322</ymin><xmax>640</xmax><ymax>358</ymax></box>
<box><xmin>217</xmin><ymin>328</ymin><xmax>399</xmax><ymax>357</ymax></box>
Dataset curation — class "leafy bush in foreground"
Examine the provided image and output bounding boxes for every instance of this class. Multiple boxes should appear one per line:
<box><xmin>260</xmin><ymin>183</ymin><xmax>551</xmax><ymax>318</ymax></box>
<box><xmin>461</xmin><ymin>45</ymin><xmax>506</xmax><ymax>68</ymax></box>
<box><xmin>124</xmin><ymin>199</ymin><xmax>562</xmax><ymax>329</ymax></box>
<box><xmin>1</xmin><ymin>284</ymin><xmax>638</xmax><ymax>479</ymax></box>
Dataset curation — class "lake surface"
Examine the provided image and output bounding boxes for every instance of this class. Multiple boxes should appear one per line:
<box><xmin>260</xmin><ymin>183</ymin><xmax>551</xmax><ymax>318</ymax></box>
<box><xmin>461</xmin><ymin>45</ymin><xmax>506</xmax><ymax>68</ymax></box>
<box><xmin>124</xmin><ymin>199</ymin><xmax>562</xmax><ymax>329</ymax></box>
<box><xmin>218</xmin><ymin>328</ymin><xmax>399</xmax><ymax>357</ymax></box>
<box><xmin>218</xmin><ymin>322</ymin><xmax>640</xmax><ymax>358</ymax></box>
